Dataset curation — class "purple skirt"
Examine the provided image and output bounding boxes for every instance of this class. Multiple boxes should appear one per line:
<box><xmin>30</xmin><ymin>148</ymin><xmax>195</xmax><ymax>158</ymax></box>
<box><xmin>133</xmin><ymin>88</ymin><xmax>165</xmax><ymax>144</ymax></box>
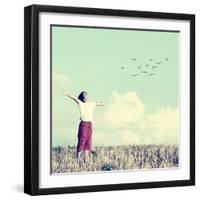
<box><xmin>77</xmin><ymin>121</ymin><xmax>92</xmax><ymax>152</ymax></box>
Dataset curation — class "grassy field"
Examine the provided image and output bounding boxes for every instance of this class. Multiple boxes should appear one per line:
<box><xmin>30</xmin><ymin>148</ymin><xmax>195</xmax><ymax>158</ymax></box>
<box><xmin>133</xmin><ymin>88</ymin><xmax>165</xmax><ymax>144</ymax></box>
<box><xmin>51</xmin><ymin>145</ymin><xmax>179</xmax><ymax>174</ymax></box>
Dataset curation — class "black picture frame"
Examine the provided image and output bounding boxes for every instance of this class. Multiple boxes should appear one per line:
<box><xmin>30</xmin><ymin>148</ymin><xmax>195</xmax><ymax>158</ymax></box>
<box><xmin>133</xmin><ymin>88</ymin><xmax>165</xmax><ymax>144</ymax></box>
<box><xmin>24</xmin><ymin>4</ymin><xmax>195</xmax><ymax>196</ymax></box>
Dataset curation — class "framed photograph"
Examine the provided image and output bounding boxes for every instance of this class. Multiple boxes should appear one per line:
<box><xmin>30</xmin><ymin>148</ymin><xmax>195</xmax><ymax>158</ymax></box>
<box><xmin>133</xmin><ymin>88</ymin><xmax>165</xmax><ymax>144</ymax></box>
<box><xmin>24</xmin><ymin>4</ymin><xmax>195</xmax><ymax>195</ymax></box>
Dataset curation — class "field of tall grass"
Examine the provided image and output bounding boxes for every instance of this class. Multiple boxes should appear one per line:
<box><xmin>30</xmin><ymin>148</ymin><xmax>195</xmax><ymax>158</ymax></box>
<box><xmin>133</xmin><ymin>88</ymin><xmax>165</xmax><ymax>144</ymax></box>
<box><xmin>51</xmin><ymin>145</ymin><xmax>179</xmax><ymax>174</ymax></box>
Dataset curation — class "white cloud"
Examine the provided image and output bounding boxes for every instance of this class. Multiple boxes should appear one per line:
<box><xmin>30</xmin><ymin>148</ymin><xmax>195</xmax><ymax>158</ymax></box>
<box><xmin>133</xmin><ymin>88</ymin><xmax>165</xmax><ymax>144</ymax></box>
<box><xmin>143</xmin><ymin>107</ymin><xmax>179</xmax><ymax>144</ymax></box>
<box><xmin>53</xmin><ymin>73</ymin><xmax>71</xmax><ymax>100</ymax></box>
<box><xmin>96</xmin><ymin>91</ymin><xmax>179</xmax><ymax>145</ymax></box>
<box><xmin>53</xmin><ymin>90</ymin><xmax>179</xmax><ymax>146</ymax></box>
<box><xmin>53</xmin><ymin>73</ymin><xmax>70</xmax><ymax>85</ymax></box>
<box><xmin>103</xmin><ymin>91</ymin><xmax>145</xmax><ymax>127</ymax></box>
<box><xmin>93</xmin><ymin>129</ymin><xmax>141</xmax><ymax>146</ymax></box>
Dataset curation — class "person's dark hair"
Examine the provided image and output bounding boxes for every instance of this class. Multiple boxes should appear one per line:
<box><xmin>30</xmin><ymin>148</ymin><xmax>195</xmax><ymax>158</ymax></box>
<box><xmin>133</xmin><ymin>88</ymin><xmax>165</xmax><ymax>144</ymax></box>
<box><xmin>78</xmin><ymin>91</ymin><xmax>88</xmax><ymax>103</ymax></box>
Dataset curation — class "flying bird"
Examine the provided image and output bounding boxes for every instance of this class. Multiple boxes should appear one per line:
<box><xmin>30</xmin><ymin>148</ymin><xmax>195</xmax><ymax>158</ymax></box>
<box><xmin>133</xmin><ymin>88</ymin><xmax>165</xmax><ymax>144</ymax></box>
<box><xmin>138</xmin><ymin>65</ymin><xmax>142</xmax><ymax>70</ymax></box>
<box><xmin>118</xmin><ymin>56</ymin><xmax>164</xmax><ymax>79</ymax></box>
<box><xmin>152</xmin><ymin>66</ymin><xmax>157</xmax><ymax>69</ymax></box>
<box><xmin>131</xmin><ymin>58</ymin><xmax>137</xmax><ymax>61</ymax></box>
<box><xmin>131</xmin><ymin>74</ymin><xmax>139</xmax><ymax>77</ymax></box>
<box><xmin>141</xmin><ymin>70</ymin><xmax>148</xmax><ymax>74</ymax></box>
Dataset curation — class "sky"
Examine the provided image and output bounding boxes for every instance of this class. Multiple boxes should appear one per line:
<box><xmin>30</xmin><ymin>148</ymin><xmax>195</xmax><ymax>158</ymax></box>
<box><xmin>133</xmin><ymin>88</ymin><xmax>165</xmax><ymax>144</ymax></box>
<box><xmin>51</xmin><ymin>25</ymin><xmax>179</xmax><ymax>147</ymax></box>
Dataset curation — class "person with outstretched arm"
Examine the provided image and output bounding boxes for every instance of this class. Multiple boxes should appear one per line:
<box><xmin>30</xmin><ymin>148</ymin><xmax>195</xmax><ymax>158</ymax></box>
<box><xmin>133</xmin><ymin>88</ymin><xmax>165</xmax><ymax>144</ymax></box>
<box><xmin>62</xmin><ymin>90</ymin><xmax>104</xmax><ymax>161</ymax></box>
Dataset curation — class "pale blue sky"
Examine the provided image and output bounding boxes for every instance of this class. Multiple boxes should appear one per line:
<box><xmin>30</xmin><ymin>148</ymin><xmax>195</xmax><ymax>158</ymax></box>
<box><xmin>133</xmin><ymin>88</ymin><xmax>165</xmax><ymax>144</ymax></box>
<box><xmin>52</xmin><ymin>26</ymin><xmax>179</xmax><ymax>147</ymax></box>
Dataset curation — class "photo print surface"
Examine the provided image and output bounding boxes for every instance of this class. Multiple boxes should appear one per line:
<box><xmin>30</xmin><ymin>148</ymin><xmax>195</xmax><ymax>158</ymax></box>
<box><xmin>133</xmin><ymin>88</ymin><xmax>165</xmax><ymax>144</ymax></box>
<box><xmin>51</xmin><ymin>25</ymin><xmax>179</xmax><ymax>174</ymax></box>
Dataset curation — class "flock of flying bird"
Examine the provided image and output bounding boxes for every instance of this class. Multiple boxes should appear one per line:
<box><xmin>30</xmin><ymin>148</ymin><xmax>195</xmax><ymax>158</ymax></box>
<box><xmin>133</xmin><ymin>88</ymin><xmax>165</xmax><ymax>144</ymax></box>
<box><xmin>120</xmin><ymin>57</ymin><xmax>169</xmax><ymax>78</ymax></box>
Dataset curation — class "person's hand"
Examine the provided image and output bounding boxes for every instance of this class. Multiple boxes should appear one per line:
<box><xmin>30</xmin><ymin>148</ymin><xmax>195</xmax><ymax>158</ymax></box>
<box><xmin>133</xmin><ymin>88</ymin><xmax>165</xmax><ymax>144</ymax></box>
<box><xmin>62</xmin><ymin>89</ymin><xmax>68</xmax><ymax>96</ymax></box>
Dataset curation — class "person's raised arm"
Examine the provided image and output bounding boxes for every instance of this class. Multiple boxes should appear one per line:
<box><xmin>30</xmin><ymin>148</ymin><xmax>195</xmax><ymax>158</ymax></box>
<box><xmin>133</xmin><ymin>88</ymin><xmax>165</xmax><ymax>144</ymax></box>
<box><xmin>62</xmin><ymin>90</ymin><xmax>79</xmax><ymax>104</ymax></box>
<box><xmin>96</xmin><ymin>101</ymin><xmax>105</xmax><ymax>106</ymax></box>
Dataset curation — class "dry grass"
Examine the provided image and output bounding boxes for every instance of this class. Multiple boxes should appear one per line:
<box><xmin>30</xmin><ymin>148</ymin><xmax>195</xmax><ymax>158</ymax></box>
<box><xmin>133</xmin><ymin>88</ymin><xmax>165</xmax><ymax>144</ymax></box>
<box><xmin>51</xmin><ymin>144</ymin><xmax>178</xmax><ymax>174</ymax></box>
